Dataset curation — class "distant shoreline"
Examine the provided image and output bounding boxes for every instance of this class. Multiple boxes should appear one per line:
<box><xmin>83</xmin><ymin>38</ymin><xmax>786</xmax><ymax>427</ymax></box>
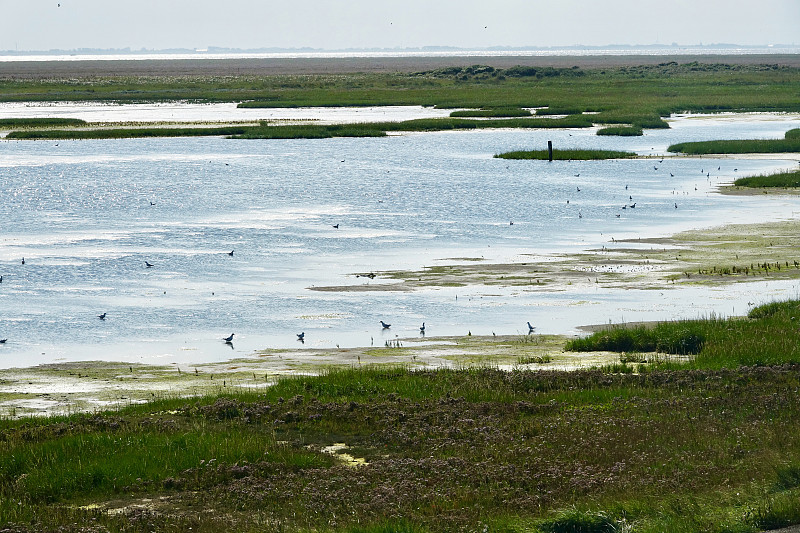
<box><xmin>2</xmin><ymin>53</ymin><xmax>799</xmax><ymax>78</ymax></box>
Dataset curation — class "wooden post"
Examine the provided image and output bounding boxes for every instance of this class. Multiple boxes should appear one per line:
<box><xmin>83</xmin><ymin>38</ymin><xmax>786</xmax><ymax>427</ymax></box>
<box><xmin>547</xmin><ymin>140</ymin><xmax>553</xmax><ymax>161</ymax></box>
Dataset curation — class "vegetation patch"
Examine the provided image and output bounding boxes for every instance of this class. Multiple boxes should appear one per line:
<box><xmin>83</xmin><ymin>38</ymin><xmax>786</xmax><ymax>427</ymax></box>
<box><xmin>495</xmin><ymin>149</ymin><xmax>637</xmax><ymax>160</ymax></box>
<box><xmin>733</xmin><ymin>168</ymin><xmax>800</xmax><ymax>188</ymax></box>
<box><xmin>568</xmin><ymin>299</ymin><xmax>800</xmax><ymax>368</ymax></box>
<box><xmin>668</xmin><ymin>128</ymin><xmax>800</xmax><ymax>154</ymax></box>
<box><xmin>0</xmin><ymin>117</ymin><xmax>86</xmax><ymax>128</ymax></box>
<box><xmin>596</xmin><ymin>125</ymin><xmax>643</xmax><ymax>136</ymax></box>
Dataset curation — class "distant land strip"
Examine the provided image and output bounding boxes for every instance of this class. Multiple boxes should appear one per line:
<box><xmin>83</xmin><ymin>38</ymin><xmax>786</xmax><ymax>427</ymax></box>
<box><xmin>2</xmin><ymin>54</ymin><xmax>800</xmax><ymax>78</ymax></box>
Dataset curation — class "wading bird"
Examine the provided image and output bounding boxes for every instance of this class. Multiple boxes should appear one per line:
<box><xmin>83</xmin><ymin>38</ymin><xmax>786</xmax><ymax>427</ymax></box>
<box><xmin>145</xmin><ymin>261</ymin><xmax>154</xmax><ymax>268</ymax></box>
<box><xmin>297</xmin><ymin>332</ymin><xmax>305</xmax><ymax>341</ymax></box>
<box><xmin>223</xmin><ymin>333</ymin><xmax>234</xmax><ymax>343</ymax></box>
<box><xmin>527</xmin><ymin>321</ymin><xmax>535</xmax><ymax>334</ymax></box>
<box><xmin>380</xmin><ymin>321</ymin><xmax>391</xmax><ymax>329</ymax></box>
<box><xmin>98</xmin><ymin>313</ymin><xmax>106</xmax><ymax>320</ymax></box>
<box><xmin>420</xmin><ymin>322</ymin><xmax>426</xmax><ymax>334</ymax></box>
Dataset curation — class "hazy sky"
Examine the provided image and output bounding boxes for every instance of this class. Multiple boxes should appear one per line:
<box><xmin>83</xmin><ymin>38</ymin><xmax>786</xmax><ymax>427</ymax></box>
<box><xmin>1</xmin><ymin>0</ymin><xmax>798</xmax><ymax>52</ymax></box>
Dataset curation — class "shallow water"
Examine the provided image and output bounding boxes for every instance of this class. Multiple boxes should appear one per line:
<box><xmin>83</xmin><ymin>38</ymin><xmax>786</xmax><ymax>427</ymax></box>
<box><xmin>0</xmin><ymin>111</ymin><xmax>799</xmax><ymax>368</ymax></box>
<box><xmin>0</xmin><ymin>102</ymin><xmax>453</xmax><ymax>125</ymax></box>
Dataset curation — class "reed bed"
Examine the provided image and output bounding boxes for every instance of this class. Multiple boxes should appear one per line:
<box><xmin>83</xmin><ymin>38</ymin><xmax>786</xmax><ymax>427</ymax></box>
<box><xmin>669</xmin><ymin>128</ymin><xmax>800</xmax><ymax>154</ymax></box>
<box><xmin>495</xmin><ymin>149</ymin><xmax>637</xmax><ymax>160</ymax></box>
<box><xmin>596</xmin><ymin>125</ymin><xmax>643</xmax><ymax>136</ymax></box>
<box><xmin>0</xmin><ymin>117</ymin><xmax>86</xmax><ymax>127</ymax></box>
<box><xmin>733</xmin><ymin>169</ymin><xmax>800</xmax><ymax>188</ymax></box>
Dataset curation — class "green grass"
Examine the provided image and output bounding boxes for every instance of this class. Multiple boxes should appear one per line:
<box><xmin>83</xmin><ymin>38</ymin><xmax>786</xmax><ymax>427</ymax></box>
<box><xmin>668</xmin><ymin>128</ymin><xmax>800</xmax><ymax>154</ymax></box>
<box><xmin>6</xmin><ymin>125</ymin><xmax>251</xmax><ymax>140</ymax></box>
<box><xmin>0</xmin><ymin>117</ymin><xmax>86</xmax><ymax>127</ymax></box>
<box><xmin>495</xmin><ymin>149</ymin><xmax>637</xmax><ymax>160</ymax></box>
<box><xmin>733</xmin><ymin>168</ymin><xmax>800</xmax><ymax>187</ymax></box>
<box><xmin>2</xmin><ymin>63</ymin><xmax>800</xmax><ymax>136</ymax></box>
<box><xmin>596</xmin><ymin>125</ymin><xmax>643</xmax><ymax>136</ymax></box>
<box><xmin>566</xmin><ymin>299</ymin><xmax>800</xmax><ymax>369</ymax></box>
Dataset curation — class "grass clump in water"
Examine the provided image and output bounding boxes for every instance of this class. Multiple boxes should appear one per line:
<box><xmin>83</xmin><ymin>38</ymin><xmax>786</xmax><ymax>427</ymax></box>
<box><xmin>733</xmin><ymin>169</ymin><xmax>800</xmax><ymax>188</ymax></box>
<box><xmin>0</xmin><ymin>118</ymin><xmax>86</xmax><ymax>127</ymax></box>
<box><xmin>668</xmin><ymin>128</ymin><xmax>800</xmax><ymax>154</ymax></box>
<box><xmin>495</xmin><ymin>149</ymin><xmax>637</xmax><ymax>160</ymax></box>
<box><xmin>596</xmin><ymin>125</ymin><xmax>643</xmax><ymax>136</ymax></box>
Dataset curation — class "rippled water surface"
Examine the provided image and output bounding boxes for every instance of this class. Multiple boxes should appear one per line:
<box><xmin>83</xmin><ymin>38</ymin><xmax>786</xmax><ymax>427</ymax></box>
<box><xmin>1</xmin><ymin>111</ymin><xmax>799</xmax><ymax>368</ymax></box>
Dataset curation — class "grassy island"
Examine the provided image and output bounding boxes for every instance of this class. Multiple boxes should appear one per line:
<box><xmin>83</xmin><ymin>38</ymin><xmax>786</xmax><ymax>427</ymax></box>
<box><xmin>668</xmin><ymin>128</ymin><xmax>800</xmax><ymax>154</ymax></box>
<box><xmin>495</xmin><ymin>149</ymin><xmax>637</xmax><ymax>160</ymax></box>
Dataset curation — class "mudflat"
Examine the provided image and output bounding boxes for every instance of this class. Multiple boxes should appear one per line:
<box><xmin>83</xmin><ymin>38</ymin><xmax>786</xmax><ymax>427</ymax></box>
<box><xmin>2</xmin><ymin>53</ymin><xmax>800</xmax><ymax>78</ymax></box>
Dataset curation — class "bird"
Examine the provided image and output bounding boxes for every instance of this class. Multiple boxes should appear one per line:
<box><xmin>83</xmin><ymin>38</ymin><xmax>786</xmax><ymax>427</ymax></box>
<box><xmin>527</xmin><ymin>322</ymin><xmax>535</xmax><ymax>334</ymax></box>
<box><xmin>576</xmin><ymin>186</ymin><xmax>581</xmax><ymax>192</ymax></box>
<box><xmin>332</xmin><ymin>224</ymin><xmax>339</xmax><ymax>229</ymax></box>
<box><xmin>145</xmin><ymin>261</ymin><xmax>154</xmax><ymax>267</ymax></box>
<box><xmin>297</xmin><ymin>332</ymin><xmax>305</xmax><ymax>341</ymax></box>
<box><xmin>223</xmin><ymin>333</ymin><xmax>234</xmax><ymax>343</ymax></box>
<box><xmin>629</xmin><ymin>203</ymin><xmax>636</xmax><ymax>208</ymax></box>
<box><xmin>670</xmin><ymin>173</ymin><xmax>674</xmax><ymax>177</ymax></box>
<box><xmin>380</xmin><ymin>321</ymin><xmax>391</xmax><ymax>329</ymax></box>
<box><xmin>227</xmin><ymin>250</ymin><xmax>234</xmax><ymax>256</ymax></box>
<box><xmin>674</xmin><ymin>202</ymin><xmax>678</xmax><ymax>209</ymax></box>
<box><xmin>420</xmin><ymin>322</ymin><xmax>426</xmax><ymax>334</ymax></box>
<box><xmin>0</xmin><ymin>275</ymin><xmax>3</xmax><ymax>283</ymax></box>
<box><xmin>0</xmin><ymin>339</ymin><xmax>6</xmax><ymax>344</ymax></box>
<box><xmin>150</xmin><ymin>201</ymin><xmax>156</xmax><ymax>206</ymax></box>
<box><xmin>98</xmin><ymin>313</ymin><xmax>106</xmax><ymax>320</ymax></box>
<box><xmin>509</xmin><ymin>221</ymin><xmax>514</xmax><ymax>225</ymax></box>
<box><xmin>21</xmin><ymin>258</ymin><xmax>25</xmax><ymax>265</ymax></box>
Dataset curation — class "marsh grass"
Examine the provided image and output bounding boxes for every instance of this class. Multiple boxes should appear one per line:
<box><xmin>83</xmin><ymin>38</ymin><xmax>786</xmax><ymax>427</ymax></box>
<box><xmin>669</xmin><ymin>128</ymin><xmax>800</xmax><ymax>154</ymax></box>
<box><xmin>596</xmin><ymin>125</ymin><xmax>643</xmax><ymax>136</ymax></box>
<box><xmin>6</xmin><ymin>125</ymin><xmax>251</xmax><ymax>140</ymax></box>
<box><xmin>567</xmin><ymin>300</ymin><xmax>800</xmax><ymax>369</ymax></box>
<box><xmin>3</xmin><ymin>361</ymin><xmax>800</xmax><ymax>531</ymax></box>
<box><xmin>0</xmin><ymin>117</ymin><xmax>86</xmax><ymax>127</ymax></box>
<box><xmin>495</xmin><ymin>149</ymin><xmax>637</xmax><ymax>160</ymax></box>
<box><xmin>733</xmin><ymin>169</ymin><xmax>800</xmax><ymax>188</ymax></box>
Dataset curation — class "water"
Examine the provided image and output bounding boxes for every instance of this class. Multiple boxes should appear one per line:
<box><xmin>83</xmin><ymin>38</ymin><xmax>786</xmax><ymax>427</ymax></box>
<box><xmin>1</xmin><ymin>111</ymin><xmax>799</xmax><ymax>368</ymax></box>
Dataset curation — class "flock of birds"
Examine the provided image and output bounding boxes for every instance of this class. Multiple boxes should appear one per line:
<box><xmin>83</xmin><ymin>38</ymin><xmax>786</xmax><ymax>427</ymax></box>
<box><xmin>0</xmin><ymin>159</ymin><xmax>733</xmax><ymax>350</ymax></box>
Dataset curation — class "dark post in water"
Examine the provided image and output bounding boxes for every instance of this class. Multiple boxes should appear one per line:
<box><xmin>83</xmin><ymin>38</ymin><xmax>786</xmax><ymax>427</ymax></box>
<box><xmin>547</xmin><ymin>140</ymin><xmax>553</xmax><ymax>161</ymax></box>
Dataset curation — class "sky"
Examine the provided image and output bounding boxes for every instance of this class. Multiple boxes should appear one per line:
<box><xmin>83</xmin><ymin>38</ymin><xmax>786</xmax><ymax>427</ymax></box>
<box><xmin>1</xmin><ymin>0</ymin><xmax>798</xmax><ymax>52</ymax></box>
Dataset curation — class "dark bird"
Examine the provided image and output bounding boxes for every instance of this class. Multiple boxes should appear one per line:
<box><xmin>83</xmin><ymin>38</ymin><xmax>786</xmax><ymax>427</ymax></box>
<box><xmin>527</xmin><ymin>321</ymin><xmax>535</xmax><ymax>334</ymax></box>
<box><xmin>509</xmin><ymin>221</ymin><xmax>514</xmax><ymax>225</ymax></box>
<box><xmin>380</xmin><ymin>321</ymin><xmax>391</xmax><ymax>329</ymax></box>
<box><xmin>0</xmin><ymin>339</ymin><xmax>6</xmax><ymax>344</ymax></box>
<box><xmin>576</xmin><ymin>186</ymin><xmax>581</xmax><ymax>191</ymax></box>
<box><xmin>332</xmin><ymin>224</ymin><xmax>339</xmax><ymax>229</ymax></box>
<box><xmin>297</xmin><ymin>332</ymin><xmax>305</xmax><ymax>341</ymax></box>
<box><xmin>654</xmin><ymin>166</ymin><xmax>658</xmax><ymax>170</ymax></box>
<box><xmin>674</xmin><ymin>203</ymin><xmax>678</xmax><ymax>209</ymax></box>
<box><xmin>629</xmin><ymin>203</ymin><xmax>636</xmax><ymax>208</ymax></box>
<box><xmin>574</xmin><ymin>173</ymin><xmax>580</xmax><ymax>177</ymax></box>
<box><xmin>227</xmin><ymin>250</ymin><xmax>234</xmax><ymax>256</ymax></box>
<box><xmin>98</xmin><ymin>313</ymin><xmax>106</xmax><ymax>320</ymax></box>
<box><xmin>420</xmin><ymin>322</ymin><xmax>426</xmax><ymax>334</ymax></box>
<box><xmin>0</xmin><ymin>275</ymin><xmax>3</xmax><ymax>283</ymax></box>
<box><xmin>670</xmin><ymin>173</ymin><xmax>674</xmax><ymax>177</ymax></box>
<box><xmin>223</xmin><ymin>333</ymin><xmax>234</xmax><ymax>343</ymax></box>
<box><xmin>21</xmin><ymin>258</ymin><xmax>25</xmax><ymax>265</ymax></box>
<box><xmin>150</xmin><ymin>201</ymin><xmax>156</xmax><ymax>206</ymax></box>
<box><xmin>145</xmin><ymin>261</ymin><xmax>154</xmax><ymax>267</ymax></box>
